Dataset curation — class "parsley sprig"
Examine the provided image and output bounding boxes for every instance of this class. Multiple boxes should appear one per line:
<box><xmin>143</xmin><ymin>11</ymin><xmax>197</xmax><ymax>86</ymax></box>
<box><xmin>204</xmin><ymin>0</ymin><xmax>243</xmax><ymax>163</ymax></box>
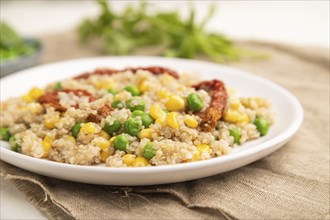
<box><xmin>78</xmin><ymin>0</ymin><xmax>243</xmax><ymax>62</ymax></box>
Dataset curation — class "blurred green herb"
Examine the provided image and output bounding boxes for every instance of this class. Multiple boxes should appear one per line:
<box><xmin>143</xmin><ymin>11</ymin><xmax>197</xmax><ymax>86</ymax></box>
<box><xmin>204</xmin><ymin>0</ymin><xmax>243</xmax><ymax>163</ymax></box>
<box><xmin>0</xmin><ymin>22</ymin><xmax>36</xmax><ymax>60</ymax></box>
<box><xmin>78</xmin><ymin>0</ymin><xmax>243</xmax><ymax>62</ymax></box>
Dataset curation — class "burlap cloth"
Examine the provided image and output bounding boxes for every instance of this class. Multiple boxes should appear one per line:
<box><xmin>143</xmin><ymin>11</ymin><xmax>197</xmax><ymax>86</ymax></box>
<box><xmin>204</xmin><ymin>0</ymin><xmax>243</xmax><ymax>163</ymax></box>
<box><xmin>1</xmin><ymin>31</ymin><xmax>329</xmax><ymax>220</ymax></box>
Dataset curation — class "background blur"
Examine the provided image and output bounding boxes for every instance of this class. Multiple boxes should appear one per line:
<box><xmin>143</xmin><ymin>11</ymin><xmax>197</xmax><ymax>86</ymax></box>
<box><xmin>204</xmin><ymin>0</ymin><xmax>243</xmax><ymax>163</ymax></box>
<box><xmin>1</xmin><ymin>0</ymin><xmax>329</xmax><ymax>48</ymax></box>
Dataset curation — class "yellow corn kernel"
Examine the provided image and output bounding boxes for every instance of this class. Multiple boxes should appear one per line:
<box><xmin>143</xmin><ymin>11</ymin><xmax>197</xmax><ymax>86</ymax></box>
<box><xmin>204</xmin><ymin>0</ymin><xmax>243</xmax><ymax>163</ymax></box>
<box><xmin>166</xmin><ymin>112</ymin><xmax>180</xmax><ymax>129</ymax></box>
<box><xmin>139</xmin><ymin>128</ymin><xmax>153</xmax><ymax>139</ymax></box>
<box><xmin>150</xmin><ymin>104</ymin><xmax>166</xmax><ymax>120</ymax></box>
<box><xmin>192</xmin><ymin>152</ymin><xmax>201</xmax><ymax>161</ymax></box>
<box><xmin>138</xmin><ymin>81</ymin><xmax>149</xmax><ymax>92</ymax></box>
<box><xmin>178</xmin><ymin>86</ymin><xmax>184</xmax><ymax>92</ymax></box>
<box><xmin>224</xmin><ymin>110</ymin><xmax>240</xmax><ymax>123</ymax></box>
<box><xmin>44</xmin><ymin>116</ymin><xmax>60</xmax><ymax>129</ymax></box>
<box><xmin>99</xmin><ymin>130</ymin><xmax>110</xmax><ymax>140</ymax></box>
<box><xmin>132</xmin><ymin>157</ymin><xmax>149</xmax><ymax>167</ymax></box>
<box><xmin>42</xmin><ymin>138</ymin><xmax>52</xmax><ymax>157</ymax></box>
<box><xmin>97</xmin><ymin>138</ymin><xmax>111</xmax><ymax>150</ymax></box>
<box><xmin>230</xmin><ymin>99</ymin><xmax>240</xmax><ymax>110</ymax></box>
<box><xmin>110</xmin><ymin>82</ymin><xmax>118</xmax><ymax>90</ymax></box>
<box><xmin>155</xmin><ymin>115</ymin><xmax>166</xmax><ymax>126</ymax></box>
<box><xmin>165</xmin><ymin>95</ymin><xmax>185</xmax><ymax>111</ymax></box>
<box><xmin>238</xmin><ymin>113</ymin><xmax>249</xmax><ymax>124</ymax></box>
<box><xmin>101</xmin><ymin>150</ymin><xmax>110</xmax><ymax>162</ymax></box>
<box><xmin>186</xmin><ymin>152</ymin><xmax>200</xmax><ymax>162</ymax></box>
<box><xmin>196</xmin><ymin>144</ymin><xmax>211</xmax><ymax>154</ymax></box>
<box><xmin>123</xmin><ymin>154</ymin><xmax>136</xmax><ymax>166</ymax></box>
<box><xmin>29</xmin><ymin>87</ymin><xmax>44</xmax><ymax>100</ymax></box>
<box><xmin>95</xmin><ymin>79</ymin><xmax>116</xmax><ymax>90</ymax></box>
<box><xmin>157</xmin><ymin>89</ymin><xmax>171</xmax><ymax>99</ymax></box>
<box><xmin>109</xmin><ymin>136</ymin><xmax>116</xmax><ymax>144</ymax></box>
<box><xmin>22</xmin><ymin>95</ymin><xmax>33</xmax><ymax>103</ymax></box>
<box><xmin>184</xmin><ymin>115</ymin><xmax>198</xmax><ymax>128</ymax></box>
<box><xmin>94</xmin><ymin>82</ymin><xmax>103</xmax><ymax>89</ymax></box>
<box><xmin>44</xmin><ymin>136</ymin><xmax>54</xmax><ymax>143</ymax></box>
<box><xmin>80</xmin><ymin>122</ymin><xmax>97</xmax><ymax>134</ymax></box>
<box><xmin>240</xmin><ymin>98</ymin><xmax>250</xmax><ymax>108</ymax></box>
<box><xmin>66</xmin><ymin>136</ymin><xmax>76</xmax><ymax>144</ymax></box>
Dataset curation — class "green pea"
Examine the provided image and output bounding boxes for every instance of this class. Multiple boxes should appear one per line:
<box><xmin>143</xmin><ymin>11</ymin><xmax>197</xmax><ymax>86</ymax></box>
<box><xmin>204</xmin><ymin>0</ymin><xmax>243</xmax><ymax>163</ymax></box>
<box><xmin>124</xmin><ymin>85</ymin><xmax>140</xmax><ymax>96</ymax></box>
<box><xmin>114</xmin><ymin>134</ymin><xmax>129</xmax><ymax>151</ymax></box>
<box><xmin>254</xmin><ymin>117</ymin><xmax>270</xmax><ymax>136</ymax></box>
<box><xmin>132</xmin><ymin>110</ymin><xmax>144</xmax><ymax>117</ymax></box>
<box><xmin>141</xmin><ymin>113</ymin><xmax>154</xmax><ymax>128</ymax></box>
<box><xmin>56</xmin><ymin>82</ymin><xmax>62</xmax><ymax>90</ymax></box>
<box><xmin>143</xmin><ymin>142</ymin><xmax>155</xmax><ymax>160</ymax></box>
<box><xmin>107</xmin><ymin>88</ymin><xmax>118</xmax><ymax>95</ymax></box>
<box><xmin>9</xmin><ymin>136</ymin><xmax>20</xmax><ymax>152</ymax></box>
<box><xmin>163</xmin><ymin>109</ymin><xmax>169</xmax><ymax>114</ymax></box>
<box><xmin>0</xmin><ymin>127</ymin><xmax>11</xmax><ymax>141</ymax></box>
<box><xmin>103</xmin><ymin>120</ymin><xmax>121</xmax><ymax>135</ymax></box>
<box><xmin>131</xmin><ymin>110</ymin><xmax>154</xmax><ymax>128</ymax></box>
<box><xmin>187</xmin><ymin>93</ymin><xmax>204</xmax><ymax>112</ymax></box>
<box><xmin>111</xmin><ymin>100</ymin><xmax>125</xmax><ymax>109</ymax></box>
<box><xmin>124</xmin><ymin>117</ymin><xmax>142</xmax><ymax>136</ymax></box>
<box><xmin>71</xmin><ymin>123</ymin><xmax>82</xmax><ymax>138</ymax></box>
<box><xmin>126</xmin><ymin>98</ymin><xmax>145</xmax><ymax>111</ymax></box>
<box><xmin>230</xmin><ymin>128</ymin><xmax>240</xmax><ymax>144</ymax></box>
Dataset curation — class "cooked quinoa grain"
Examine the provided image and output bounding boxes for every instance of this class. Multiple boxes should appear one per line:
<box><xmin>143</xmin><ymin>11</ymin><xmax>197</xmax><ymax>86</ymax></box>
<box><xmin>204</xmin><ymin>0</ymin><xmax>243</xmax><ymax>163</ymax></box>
<box><xmin>0</xmin><ymin>67</ymin><xmax>274</xmax><ymax>167</ymax></box>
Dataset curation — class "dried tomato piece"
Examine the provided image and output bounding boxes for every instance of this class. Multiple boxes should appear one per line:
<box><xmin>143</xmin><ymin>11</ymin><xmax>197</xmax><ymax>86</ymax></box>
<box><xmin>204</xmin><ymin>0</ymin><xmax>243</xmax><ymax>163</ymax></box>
<box><xmin>87</xmin><ymin>104</ymin><xmax>113</xmax><ymax>123</ymax></box>
<box><xmin>38</xmin><ymin>89</ymin><xmax>96</xmax><ymax>112</ymax></box>
<box><xmin>38</xmin><ymin>91</ymin><xmax>66</xmax><ymax>112</ymax></box>
<box><xmin>192</xmin><ymin>79</ymin><xmax>227</xmax><ymax>132</ymax></box>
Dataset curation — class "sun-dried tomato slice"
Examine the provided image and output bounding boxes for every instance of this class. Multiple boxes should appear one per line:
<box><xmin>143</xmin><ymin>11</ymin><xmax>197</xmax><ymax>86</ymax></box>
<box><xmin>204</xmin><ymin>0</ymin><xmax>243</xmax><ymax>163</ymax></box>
<box><xmin>87</xmin><ymin>104</ymin><xmax>113</xmax><ymax>123</ymax></box>
<box><xmin>37</xmin><ymin>91</ymin><xmax>66</xmax><ymax>112</ymax></box>
<box><xmin>38</xmin><ymin>89</ymin><xmax>96</xmax><ymax>112</ymax></box>
<box><xmin>73</xmin><ymin>66</ymin><xmax>179</xmax><ymax>80</ymax></box>
<box><xmin>192</xmin><ymin>79</ymin><xmax>228</xmax><ymax>132</ymax></box>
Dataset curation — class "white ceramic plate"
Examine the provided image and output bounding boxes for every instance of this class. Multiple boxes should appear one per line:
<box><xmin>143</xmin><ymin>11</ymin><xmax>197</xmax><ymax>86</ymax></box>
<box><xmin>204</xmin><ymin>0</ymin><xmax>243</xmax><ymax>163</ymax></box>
<box><xmin>0</xmin><ymin>56</ymin><xmax>303</xmax><ymax>186</ymax></box>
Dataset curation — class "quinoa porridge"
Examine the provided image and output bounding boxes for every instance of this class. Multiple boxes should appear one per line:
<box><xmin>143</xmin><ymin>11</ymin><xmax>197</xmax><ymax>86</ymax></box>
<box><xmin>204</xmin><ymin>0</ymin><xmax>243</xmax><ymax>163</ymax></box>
<box><xmin>0</xmin><ymin>66</ymin><xmax>274</xmax><ymax>167</ymax></box>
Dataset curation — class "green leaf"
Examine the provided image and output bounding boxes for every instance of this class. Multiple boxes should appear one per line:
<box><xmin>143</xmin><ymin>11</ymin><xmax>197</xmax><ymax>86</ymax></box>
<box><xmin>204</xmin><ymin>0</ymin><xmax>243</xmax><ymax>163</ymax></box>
<box><xmin>0</xmin><ymin>22</ymin><xmax>36</xmax><ymax>59</ymax></box>
<box><xmin>0</xmin><ymin>22</ymin><xmax>24</xmax><ymax>49</ymax></box>
<box><xmin>76</xmin><ymin>1</ymin><xmax>258</xmax><ymax>62</ymax></box>
<box><xmin>199</xmin><ymin>3</ymin><xmax>216</xmax><ymax>30</ymax></box>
